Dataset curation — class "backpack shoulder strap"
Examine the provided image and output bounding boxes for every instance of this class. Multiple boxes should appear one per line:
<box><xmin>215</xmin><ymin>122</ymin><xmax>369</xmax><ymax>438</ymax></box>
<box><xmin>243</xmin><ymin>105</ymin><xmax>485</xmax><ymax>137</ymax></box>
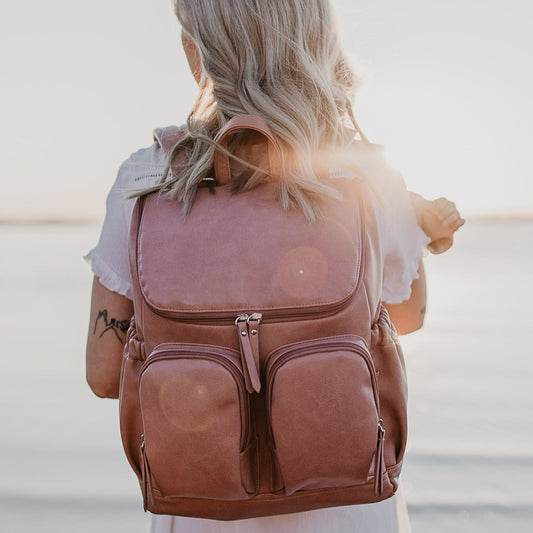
<box><xmin>153</xmin><ymin>125</ymin><xmax>187</xmax><ymax>154</ymax></box>
<box><xmin>152</xmin><ymin>125</ymin><xmax>189</xmax><ymax>182</ymax></box>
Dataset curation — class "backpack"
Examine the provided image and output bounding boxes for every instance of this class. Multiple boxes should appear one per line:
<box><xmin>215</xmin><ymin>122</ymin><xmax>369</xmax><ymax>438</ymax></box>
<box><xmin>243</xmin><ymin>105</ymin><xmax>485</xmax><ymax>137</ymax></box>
<box><xmin>119</xmin><ymin>115</ymin><xmax>408</xmax><ymax>520</ymax></box>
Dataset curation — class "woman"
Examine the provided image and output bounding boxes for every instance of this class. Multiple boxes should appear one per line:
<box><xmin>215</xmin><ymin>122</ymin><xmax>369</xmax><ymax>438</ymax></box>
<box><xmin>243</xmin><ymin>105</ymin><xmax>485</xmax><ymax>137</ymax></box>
<box><xmin>86</xmin><ymin>1</ymin><xmax>463</xmax><ymax>532</ymax></box>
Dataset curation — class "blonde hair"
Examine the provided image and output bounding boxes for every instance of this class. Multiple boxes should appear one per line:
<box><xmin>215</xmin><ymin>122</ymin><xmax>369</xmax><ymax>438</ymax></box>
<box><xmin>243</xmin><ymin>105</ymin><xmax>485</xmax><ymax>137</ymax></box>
<box><xmin>142</xmin><ymin>0</ymin><xmax>361</xmax><ymax>220</ymax></box>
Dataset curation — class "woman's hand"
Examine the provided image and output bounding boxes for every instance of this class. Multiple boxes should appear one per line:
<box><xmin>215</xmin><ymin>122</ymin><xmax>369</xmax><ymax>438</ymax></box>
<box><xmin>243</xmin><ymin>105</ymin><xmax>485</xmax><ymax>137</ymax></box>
<box><xmin>409</xmin><ymin>193</ymin><xmax>465</xmax><ymax>254</ymax></box>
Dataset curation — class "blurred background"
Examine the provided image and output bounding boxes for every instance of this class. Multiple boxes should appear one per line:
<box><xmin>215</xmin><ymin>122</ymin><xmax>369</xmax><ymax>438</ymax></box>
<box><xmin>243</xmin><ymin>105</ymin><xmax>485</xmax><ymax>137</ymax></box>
<box><xmin>1</xmin><ymin>0</ymin><xmax>531</xmax><ymax>531</ymax></box>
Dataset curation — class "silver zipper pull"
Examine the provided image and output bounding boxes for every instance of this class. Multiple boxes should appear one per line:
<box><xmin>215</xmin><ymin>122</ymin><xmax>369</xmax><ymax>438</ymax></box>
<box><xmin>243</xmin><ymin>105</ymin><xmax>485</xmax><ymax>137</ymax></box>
<box><xmin>247</xmin><ymin>313</ymin><xmax>262</xmax><ymax>336</ymax></box>
<box><xmin>375</xmin><ymin>419</ymin><xmax>386</xmax><ymax>496</ymax></box>
<box><xmin>235</xmin><ymin>313</ymin><xmax>249</xmax><ymax>324</ymax></box>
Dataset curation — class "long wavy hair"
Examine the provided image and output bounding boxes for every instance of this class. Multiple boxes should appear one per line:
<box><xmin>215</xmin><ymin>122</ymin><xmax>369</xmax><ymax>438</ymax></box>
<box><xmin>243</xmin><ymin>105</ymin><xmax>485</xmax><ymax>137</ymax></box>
<box><xmin>141</xmin><ymin>0</ymin><xmax>362</xmax><ymax>220</ymax></box>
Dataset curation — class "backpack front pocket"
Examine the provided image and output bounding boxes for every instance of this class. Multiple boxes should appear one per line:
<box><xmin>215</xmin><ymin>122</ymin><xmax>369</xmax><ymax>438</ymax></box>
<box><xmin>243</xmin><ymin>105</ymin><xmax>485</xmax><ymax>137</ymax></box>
<box><xmin>139</xmin><ymin>343</ymin><xmax>253</xmax><ymax>500</ymax></box>
<box><xmin>265</xmin><ymin>335</ymin><xmax>382</xmax><ymax>496</ymax></box>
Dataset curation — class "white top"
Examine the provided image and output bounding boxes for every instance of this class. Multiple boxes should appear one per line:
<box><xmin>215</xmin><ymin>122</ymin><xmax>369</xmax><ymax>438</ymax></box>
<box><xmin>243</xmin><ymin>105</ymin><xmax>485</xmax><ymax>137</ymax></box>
<box><xmin>85</xmin><ymin>139</ymin><xmax>428</xmax><ymax>533</ymax></box>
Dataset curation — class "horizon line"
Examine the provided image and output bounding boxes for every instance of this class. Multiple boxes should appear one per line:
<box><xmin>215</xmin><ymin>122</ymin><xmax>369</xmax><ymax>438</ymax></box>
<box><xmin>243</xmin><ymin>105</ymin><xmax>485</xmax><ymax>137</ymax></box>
<box><xmin>1</xmin><ymin>214</ymin><xmax>533</xmax><ymax>225</ymax></box>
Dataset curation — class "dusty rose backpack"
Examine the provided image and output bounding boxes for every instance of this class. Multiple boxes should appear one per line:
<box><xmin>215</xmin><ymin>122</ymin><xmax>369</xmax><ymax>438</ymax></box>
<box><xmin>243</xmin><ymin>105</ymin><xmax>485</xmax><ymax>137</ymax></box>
<box><xmin>119</xmin><ymin>115</ymin><xmax>408</xmax><ymax>520</ymax></box>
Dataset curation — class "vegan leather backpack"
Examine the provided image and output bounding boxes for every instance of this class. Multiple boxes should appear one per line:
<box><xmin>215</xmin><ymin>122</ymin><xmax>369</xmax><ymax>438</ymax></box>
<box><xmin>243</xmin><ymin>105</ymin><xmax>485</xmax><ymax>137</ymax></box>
<box><xmin>119</xmin><ymin>115</ymin><xmax>408</xmax><ymax>520</ymax></box>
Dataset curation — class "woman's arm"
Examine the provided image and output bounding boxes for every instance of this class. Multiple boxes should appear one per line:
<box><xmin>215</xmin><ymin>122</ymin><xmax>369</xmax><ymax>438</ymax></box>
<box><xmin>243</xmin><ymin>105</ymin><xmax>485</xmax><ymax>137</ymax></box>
<box><xmin>383</xmin><ymin>260</ymin><xmax>427</xmax><ymax>335</ymax></box>
<box><xmin>386</xmin><ymin>194</ymin><xmax>462</xmax><ymax>334</ymax></box>
<box><xmin>86</xmin><ymin>276</ymin><xmax>134</xmax><ymax>398</ymax></box>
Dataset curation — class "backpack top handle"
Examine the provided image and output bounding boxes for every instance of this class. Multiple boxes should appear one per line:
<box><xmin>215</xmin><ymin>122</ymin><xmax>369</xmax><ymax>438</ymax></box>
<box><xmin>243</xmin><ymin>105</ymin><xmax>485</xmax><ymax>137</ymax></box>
<box><xmin>213</xmin><ymin>114</ymin><xmax>283</xmax><ymax>186</ymax></box>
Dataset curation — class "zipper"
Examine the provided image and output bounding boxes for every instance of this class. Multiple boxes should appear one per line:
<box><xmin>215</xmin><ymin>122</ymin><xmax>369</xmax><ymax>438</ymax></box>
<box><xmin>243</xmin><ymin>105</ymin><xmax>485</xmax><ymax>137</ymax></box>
<box><xmin>140</xmin><ymin>434</ymin><xmax>149</xmax><ymax>511</ymax></box>
<box><xmin>375</xmin><ymin>419</ymin><xmax>386</xmax><ymax>497</ymax></box>
<box><xmin>140</xmin><ymin>291</ymin><xmax>355</xmax><ymax>324</ymax></box>
<box><xmin>140</xmin><ymin>344</ymin><xmax>251</xmax><ymax>449</ymax></box>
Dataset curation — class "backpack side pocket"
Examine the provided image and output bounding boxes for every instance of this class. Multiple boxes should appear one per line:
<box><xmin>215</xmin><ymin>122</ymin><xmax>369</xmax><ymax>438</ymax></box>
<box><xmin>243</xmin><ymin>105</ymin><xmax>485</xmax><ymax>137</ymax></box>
<box><xmin>371</xmin><ymin>306</ymin><xmax>408</xmax><ymax>486</ymax></box>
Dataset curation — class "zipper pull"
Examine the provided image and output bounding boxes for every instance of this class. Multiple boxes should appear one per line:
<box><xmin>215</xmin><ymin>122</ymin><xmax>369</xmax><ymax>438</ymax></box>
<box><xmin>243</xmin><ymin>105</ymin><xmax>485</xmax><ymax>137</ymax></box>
<box><xmin>374</xmin><ymin>419</ymin><xmax>386</xmax><ymax>497</ymax></box>
<box><xmin>247</xmin><ymin>312</ymin><xmax>262</xmax><ymax>387</ymax></box>
<box><xmin>235</xmin><ymin>313</ymin><xmax>262</xmax><ymax>394</ymax></box>
<box><xmin>140</xmin><ymin>434</ymin><xmax>149</xmax><ymax>511</ymax></box>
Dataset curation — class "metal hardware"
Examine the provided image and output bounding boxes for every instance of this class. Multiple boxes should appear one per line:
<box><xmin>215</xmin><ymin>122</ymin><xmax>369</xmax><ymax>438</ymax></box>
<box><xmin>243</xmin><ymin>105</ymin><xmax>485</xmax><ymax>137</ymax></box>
<box><xmin>235</xmin><ymin>314</ymin><xmax>249</xmax><ymax>325</ymax></box>
<box><xmin>247</xmin><ymin>312</ymin><xmax>263</xmax><ymax>324</ymax></box>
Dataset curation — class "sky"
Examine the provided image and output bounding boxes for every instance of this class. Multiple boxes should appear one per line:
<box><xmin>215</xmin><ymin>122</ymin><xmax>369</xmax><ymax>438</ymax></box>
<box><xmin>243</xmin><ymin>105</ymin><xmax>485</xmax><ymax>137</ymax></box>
<box><xmin>1</xmin><ymin>0</ymin><xmax>532</xmax><ymax>221</ymax></box>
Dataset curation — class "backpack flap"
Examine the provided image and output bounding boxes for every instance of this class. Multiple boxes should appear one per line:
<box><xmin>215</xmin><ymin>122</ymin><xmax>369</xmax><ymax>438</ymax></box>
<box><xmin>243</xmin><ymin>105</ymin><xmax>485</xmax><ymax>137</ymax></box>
<box><xmin>134</xmin><ymin>181</ymin><xmax>363</xmax><ymax>320</ymax></box>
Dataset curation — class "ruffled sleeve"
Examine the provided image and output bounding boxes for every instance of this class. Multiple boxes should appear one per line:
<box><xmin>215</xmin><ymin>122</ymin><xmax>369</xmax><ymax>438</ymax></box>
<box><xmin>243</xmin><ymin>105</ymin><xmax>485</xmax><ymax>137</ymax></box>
<box><xmin>84</xmin><ymin>142</ymin><xmax>165</xmax><ymax>299</ymax></box>
<box><xmin>330</xmin><ymin>146</ymin><xmax>430</xmax><ymax>305</ymax></box>
<box><xmin>370</xmin><ymin>171</ymin><xmax>430</xmax><ymax>304</ymax></box>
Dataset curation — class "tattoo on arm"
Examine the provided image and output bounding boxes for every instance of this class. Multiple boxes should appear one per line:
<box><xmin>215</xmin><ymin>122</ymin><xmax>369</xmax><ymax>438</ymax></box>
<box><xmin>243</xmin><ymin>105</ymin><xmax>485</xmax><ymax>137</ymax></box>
<box><xmin>93</xmin><ymin>309</ymin><xmax>130</xmax><ymax>343</ymax></box>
